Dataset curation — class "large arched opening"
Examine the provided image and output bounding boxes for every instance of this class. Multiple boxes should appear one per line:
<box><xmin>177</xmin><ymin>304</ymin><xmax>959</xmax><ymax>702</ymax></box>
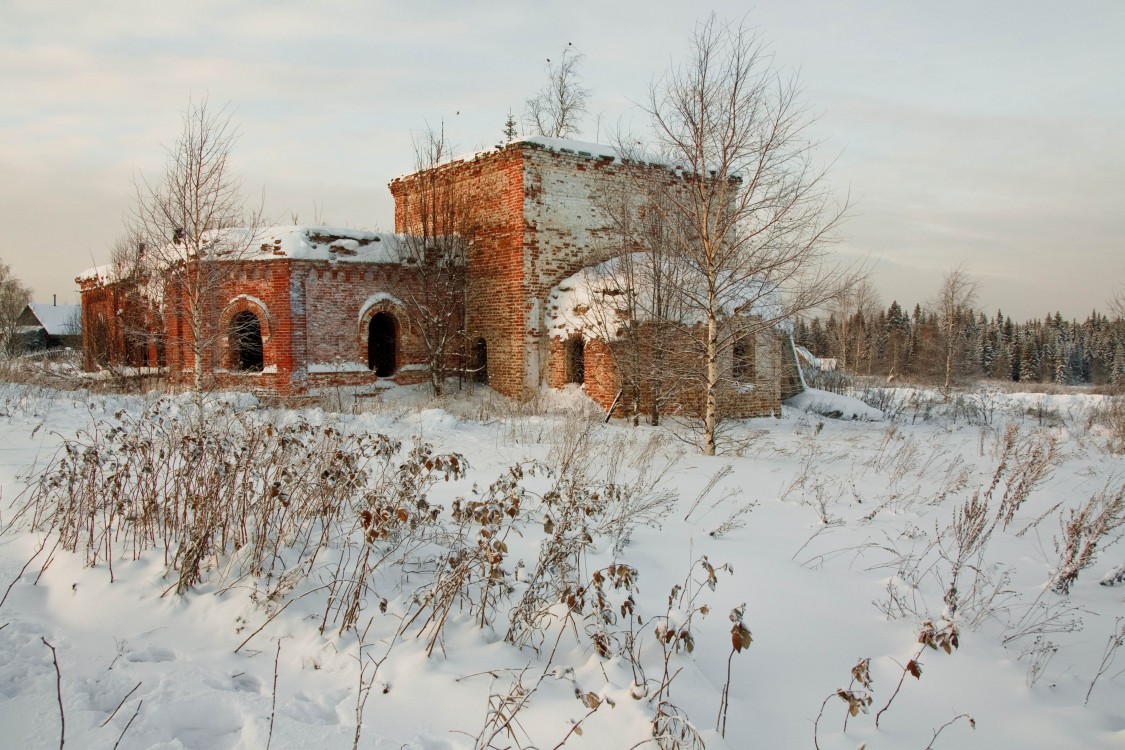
<box><xmin>367</xmin><ymin>312</ymin><xmax>398</xmax><ymax>377</ymax></box>
<box><xmin>230</xmin><ymin>311</ymin><xmax>264</xmax><ymax>372</ymax></box>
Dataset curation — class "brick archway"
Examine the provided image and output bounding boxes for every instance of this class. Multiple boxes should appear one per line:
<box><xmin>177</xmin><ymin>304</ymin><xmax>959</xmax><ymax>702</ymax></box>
<box><xmin>219</xmin><ymin>295</ymin><xmax>272</xmax><ymax>371</ymax></box>
<box><xmin>358</xmin><ymin>295</ymin><xmax>406</xmax><ymax>377</ymax></box>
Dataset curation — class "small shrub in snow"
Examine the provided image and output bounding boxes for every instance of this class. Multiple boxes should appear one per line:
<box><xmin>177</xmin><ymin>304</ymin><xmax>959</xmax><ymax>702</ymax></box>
<box><xmin>812</xmin><ymin>658</ymin><xmax>873</xmax><ymax>750</ymax></box>
<box><xmin>15</xmin><ymin>397</ymin><xmax>466</xmax><ymax>613</ymax></box>
<box><xmin>405</xmin><ymin>461</ymin><xmax>529</xmax><ymax>653</ymax></box>
<box><xmin>1085</xmin><ymin>396</ymin><xmax>1125</xmax><ymax>454</ymax></box>
<box><xmin>1021</xmin><ymin>636</ymin><xmax>1059</xmax><ymax>687</ymax></box>
<box><xmin>645</xmin><ymin>558</ymin><xmax>735</xmax><ymax>748</ymax></box>
<box><xmin>1051</xmin><ymin>480</ymin><xmax>1125</xmax><ymax>595</ymax></box>
<box><xmin>987</xmin><ymin>424</ymin><xmax>1059</xmax><ymax>531</ymax></box>
<box><xmin>1099</xmin><ymin>562</ymin><xmax>1125</xmax><ymax>586</ymax></box>
<box><xmin>875</xmin><ymin>619</ymin><xmax>960</xmax><ymax>730</ymax></box>
<box><xmin>1085</xmin><ymin>617</ymin><xmax>1125</xmax><ymax>705</ymax></box>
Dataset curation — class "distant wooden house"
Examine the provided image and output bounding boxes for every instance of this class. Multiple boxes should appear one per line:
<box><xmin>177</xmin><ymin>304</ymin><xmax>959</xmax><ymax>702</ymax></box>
<box><xmin>17</xmin><ymin>302</ymin><xmax>82</xmax><ymax>352</ymax></box>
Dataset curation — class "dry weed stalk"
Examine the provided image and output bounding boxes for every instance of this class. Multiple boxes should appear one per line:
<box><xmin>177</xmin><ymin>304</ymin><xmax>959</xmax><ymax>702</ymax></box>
<box><xmin>923</xmin><ymin>713</ymin><xmax>975</xmax><ymax>748</ymax></box>
<box><xmin>1085</xmin><ymin>396</ymin><xmax>1124</xmax><ymax>454</ymax></box>
<box><xmin>42</xmin><ymin>636</ymin><xmax>64</xmax><ymax>750</ymax></box>
<box><xmin>716</xmin><ymin>603</ymin><xmax>751</xmax><ymax>737</ymax></box>
<box><xmin>16</xmin><ymin>397</ymin><xmax>468</xmax><ymax>637</ymax></box>
<box><xmin>940</xmin><ymin>492</ymin><xmax>994</xmax><ymax>620</ymax></box>
<box><xmin>465</xmin><ymin>664</ymin><xmax>566</xmax><ymax>750</ymax></box>
<box><xmin>1051</xmin><ymin>479</ymin><xmax>1125</xmax><ymax>595</ymax></box>
<box><xmin>1085</xmin><ymin>616</ymin><xmax>1125</xmax><ymax>704</ymax></box>
<box><xmin>985</xmin><ymin>424</ymin><xmax>1058</xmax><ymax>530</ymax></box>
<box><xmin>1021</xmin><ymin>636</ymin><xmax>1058</xmax><ymax>687</ymax></box>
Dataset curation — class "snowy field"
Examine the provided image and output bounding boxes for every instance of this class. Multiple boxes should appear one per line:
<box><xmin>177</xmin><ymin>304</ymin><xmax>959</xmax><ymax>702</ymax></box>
<box><xmin>0</xmin><ymin>382</ymin><xmax>1122</xmax><ymax>749</ymax></box>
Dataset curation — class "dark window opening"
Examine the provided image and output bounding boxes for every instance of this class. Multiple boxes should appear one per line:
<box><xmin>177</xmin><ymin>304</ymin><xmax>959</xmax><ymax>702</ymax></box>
<box><xmin>92</xmin><ymin>315</ymin><xmax>110</xmax><ymax>367</ymax></box>
<box><xmin>733</xmin><ymin>336</ymin><xmax>755</xmax><ymax>381</ymax></box>
<box><xmin>367</xmin><ymin>312</ymin><xmax>398</xmax><ymax>377</ymax></box>
<box><xmin>125</xmin><ymin>331</ymin><xmax>147</xmax><ymax>368</ymax></box>
<box><xmin>565</xmin><ymin>337</ymin><xmax>585</xmax><ymax>384</ymax></box>
<box><xmin>470</xmin><ymin>337</ymin><xmax>488</xmax><ymax>384</ymax></box>
<box><xmin>231</xmin><ymin>311</ymin><xmax>264</xmax><ymax>372</ymax></box>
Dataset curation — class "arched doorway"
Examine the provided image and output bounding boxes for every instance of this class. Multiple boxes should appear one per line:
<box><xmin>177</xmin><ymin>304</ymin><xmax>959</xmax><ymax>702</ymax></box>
<box><xmin>565</xmin><ymin>337</ymin><xmax>585</xmax><ymax>384</ymax></box>
<box><xmin>230</xmin><ymin>311</ymin><xmax>264</xmax><ymax>372</ymax></box>
<box><xmin>470</xmin><ymin>337</ymin><xmax>488</xmax><ymax>384</ymax></box>
<box><xmin>733</xmin><ymin>336</ymin><xmax>754</xmax><ymax>381</ymax></box>
<box><xmin>367</xmin><ymin>312</ymin><xmax>397</xmax><ymax>377</ymax></box>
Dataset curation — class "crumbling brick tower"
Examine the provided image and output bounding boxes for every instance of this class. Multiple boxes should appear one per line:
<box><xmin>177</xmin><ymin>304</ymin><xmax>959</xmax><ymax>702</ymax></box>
<box><xmin>390</xmin><ymin>137</ymin><xmax>657</xmax><ymax>400</ymax></box>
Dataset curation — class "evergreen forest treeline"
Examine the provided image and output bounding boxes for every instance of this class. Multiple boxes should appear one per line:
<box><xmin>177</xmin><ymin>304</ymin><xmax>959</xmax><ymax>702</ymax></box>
<box><xmin>793</xmin><ymin>302</ymin><xmax>1125</xmax><ymax>386</ymax></box>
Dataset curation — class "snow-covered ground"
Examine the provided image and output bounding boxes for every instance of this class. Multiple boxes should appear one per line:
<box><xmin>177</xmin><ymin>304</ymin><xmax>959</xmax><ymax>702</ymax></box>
<box><xmin>0</xmin><ymin>382</ymin><xmax>1122</xmax><ymax>749</ymax></box>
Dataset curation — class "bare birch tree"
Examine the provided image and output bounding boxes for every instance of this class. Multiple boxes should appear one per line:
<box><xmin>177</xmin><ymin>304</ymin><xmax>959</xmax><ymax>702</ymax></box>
<box><xmin>397</xmin><ymin>124</ymin><xmax>467</xmax><ymax>396</ymax></box>
<box><xmin>0</xmin><ymin>260</ymin><xmax>31</xmax><ymax>356</ymax></box>
<box><xmin>1111</xmin><ymin>288</ymin><xmax>1125</xmax><ymax>321</ymax></box>
<box><xmin>827</xmin><ymin>279</ymin><xmax>881</xmax><ymax>374</ymax></box>
<box><xmin>583</xmin><ymin>141</ymin><xmax>701</xmax><ymax>426</ymax></box>
<box><xmin>644</xmin><ymin>16</ymin><xmax>857</xmax><ymax>454</ymax></box>
<box><xmin>933</xmin><ymin>265</ymin><xmax>979</xmax><ymax>400</ymax></box>
<box><xmin>129</xmin><ymin>97</ymin><xmax>259</xmax><ymax>391</ymax></box>
<box><xmin>526</xmin><ymin>46</ymin><xmax>591</xmax><ymax>139</ymax></box>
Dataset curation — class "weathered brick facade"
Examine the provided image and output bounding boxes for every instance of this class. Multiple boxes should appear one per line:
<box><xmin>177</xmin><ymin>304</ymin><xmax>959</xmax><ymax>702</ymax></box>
<box><xmin>544</xmin><ymin>319</ymin><xmax>789</xmax><ymax>419</ymax></box>
<box><xmin>79</xmin><ymin>137</ymin><xmax>798</xmax><ymax>415</ymax></box>
<box><xmin>78</xmin><ymin>230</ymin><xmax>435</xmax><ymax>395</ymax></box>
<box><xmin>391</xmin><ymin>138</ymin><xmax>693</xmax><ymax>400</ymax></box>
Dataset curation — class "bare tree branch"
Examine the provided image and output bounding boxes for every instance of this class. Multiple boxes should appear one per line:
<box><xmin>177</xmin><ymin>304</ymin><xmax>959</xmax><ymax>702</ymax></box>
<box><xmin>127</xmin><ymin>96</ymin><xmax>261</xmax><ymax>391</ymax></box>
<box><xmin>396</xmin><ymin>122</ymin><xmax>468</xmax><ymax>396</ymax></box>
<box><xmin>526</xmin><ymin>47</ymin><xmax>591</xmax><ymax>139</ymax></box>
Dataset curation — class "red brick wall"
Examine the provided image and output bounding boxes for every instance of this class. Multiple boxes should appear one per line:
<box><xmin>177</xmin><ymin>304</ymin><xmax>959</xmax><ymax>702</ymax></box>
<box><xmin>159</xmin><ymin>260</ymin><xmax>291</xmax><ymax>391</ymax></box>
<box><xmin>78</xmin><ymin>280</ymin><xmax>124</xmax><ymax>371</ymax></box>
<box><xmin>298</xmin><ymin>262</ymin><xmax>429</xmax><ymax>376</ymax></box>
<box><xmin>391</xmin><ymin>147</ymin><xmax>527</xmax><ymax>398</ymax></box>
<box><xmin>156</xmin><ymin>258</ymin><xmax>440</xmax><ymax>394</ymax></box>
<box><xmin>546</xmin><ymin>323</ymin><xmax>784</xmax><ymax>420</ymax></box>
<box><xmin>391</xmin><ymin>142</ymin><xmax>685</xmax><ymax>400</ymax></box>
<box><xmin>78</xmin><ymin>277</ymin><xmax>161</xmax><ymax>371</ymax></box>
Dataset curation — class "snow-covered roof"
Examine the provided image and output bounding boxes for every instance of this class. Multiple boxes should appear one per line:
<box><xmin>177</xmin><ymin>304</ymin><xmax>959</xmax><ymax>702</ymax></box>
<box><xmin>76</xmin><ymin>264</ymin><xmax>117</xmax><ymax>285</ymax></box>
<box><xmin>26</xmin><ymin>303</ymin><xmax>80</xmax><ymax>335</ymax></box>
<box><xmin>516</xmin><ymin>135</ymin><xmax>619</xmax><ymax>161</ymax></box>
<box><xmin>220</xmin><ymin>226</ymin><xmax>404</xmax><ymax>264</ymax></box>
<box><xmin>77</xmin><ymin>227</ymin><xmax>410</xmax><ymax>285</ymax></box>
<box><xmin>546</xmin><ymin>253</ymin><xmax>784</xmax><ymax>340</ymax></box>
<box><xmin>392</xmin><ymin>136</ymin><xmax>681</xmax><ymax>182</ymax></box>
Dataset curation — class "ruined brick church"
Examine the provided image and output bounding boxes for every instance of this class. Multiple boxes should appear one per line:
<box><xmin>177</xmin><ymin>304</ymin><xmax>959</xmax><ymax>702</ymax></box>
<box><xmin>79</xmin><ymin>136</ymin><xmax>800</xmax><ymax>417</ymax></box>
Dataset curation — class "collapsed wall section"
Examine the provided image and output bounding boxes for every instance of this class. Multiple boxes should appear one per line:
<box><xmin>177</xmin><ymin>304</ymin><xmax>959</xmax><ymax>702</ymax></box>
<box><xmin>390</xmin><ymin>140</ymin><xmax>678</xmax><ymax>399</ymax></box>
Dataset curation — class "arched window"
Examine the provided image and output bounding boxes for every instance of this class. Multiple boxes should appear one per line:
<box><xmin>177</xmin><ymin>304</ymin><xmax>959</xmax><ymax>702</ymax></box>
<box><xmin>230</xmin><ymin>311</ymin><xmax>264</xmax><ymax>372</ymax></box>
<box><xmin>470</xmin><ymin>337</ymin><xmax>488</xmax><ymax>384</ymax></box>
<box><xmin>733</xmin><ymin>336</ymin><xmax>754</xmax><ymax>381</ymax></box>
<box><xmin>565</xmin><ymin>337</ymin><xmax>585</xmax><ymax>384</ymax></box>
<box><xmin>367</xmin><ymin>312</ymin><xmax>397</xmax><ymax>377</ymax></box>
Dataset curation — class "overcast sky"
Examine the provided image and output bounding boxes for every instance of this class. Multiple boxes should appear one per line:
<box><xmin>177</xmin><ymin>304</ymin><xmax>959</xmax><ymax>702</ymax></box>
<box><xmin>2</xmin><ymin>0</ymin><xmax>1122</xmax><ymax>319</ymax></box>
